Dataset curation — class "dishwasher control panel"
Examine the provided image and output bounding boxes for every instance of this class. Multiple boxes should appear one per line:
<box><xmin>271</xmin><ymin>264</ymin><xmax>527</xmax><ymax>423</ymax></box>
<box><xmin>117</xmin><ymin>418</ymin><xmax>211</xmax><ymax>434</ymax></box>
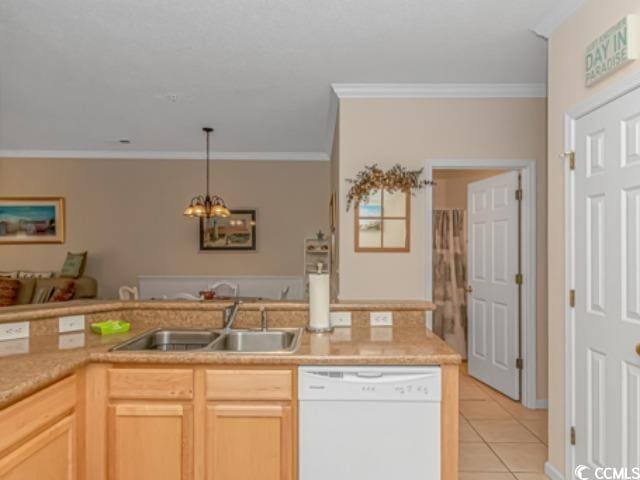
<box><xmin>299</xmin><ymin>366</ymin><xmax>441</xmax><ymax>401</ymax></box>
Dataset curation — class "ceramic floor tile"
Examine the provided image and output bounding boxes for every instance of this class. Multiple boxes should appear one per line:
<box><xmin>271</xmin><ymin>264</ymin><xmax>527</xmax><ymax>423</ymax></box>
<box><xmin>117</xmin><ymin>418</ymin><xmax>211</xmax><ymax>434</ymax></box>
<box><xmin>460</xmin><ymin>473</ymin><xmax>516</xmax><ymax>480</ymax></box>
<box><xmin>469</xmin><ymin>419</ymin><xmax>541</xmax><ymax>443</ymax></box>
<box><xmin>520</xmin><ymin>418</ymin><xmax>548</xmax><ymax>444</ymax></box>
<box><xmin>460</xmin><ymin>399</ymin><xmax>512</xmax><ymax>420</ymax></box>
<box><xmin>459</xmin><ymin>443</ymin><xmax>509</xmax><ymax>472</ymax></box>
<box><xmin>491</xmin><ymin>443</ymin><xmax>548</xmax><ymax>473</ymax></box>
<box><xmin>513</xmin><ymin>473</ymin><xmax>550</xmax><ymax>480</ymax></box>
<box><xmin>460</xmin><ymin>378</ymin><xmax>490</xmax><ymax>400</ymax></box>
<box><xmin>460</xmin><ymin>415</ymin><xmax>483</xmax><ymax>442</ymax></box>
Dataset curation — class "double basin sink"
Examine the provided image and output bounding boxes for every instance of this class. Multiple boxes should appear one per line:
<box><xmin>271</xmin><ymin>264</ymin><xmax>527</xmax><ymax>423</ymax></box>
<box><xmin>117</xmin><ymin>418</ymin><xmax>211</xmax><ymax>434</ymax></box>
<box><xmin>110</xmin><ymin>327</ymin><xmax>303</xmax><ymax>354</ymax></box>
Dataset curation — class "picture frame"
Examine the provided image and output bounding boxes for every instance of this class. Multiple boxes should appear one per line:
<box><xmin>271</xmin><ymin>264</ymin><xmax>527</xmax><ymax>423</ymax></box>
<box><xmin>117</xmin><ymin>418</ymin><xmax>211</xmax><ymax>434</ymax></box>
<box><xmin>200</xmin><ymin>210</ymin><xmax>256</xmax><ymax>251</ymax></box>
<box><xmin>0</xmin><ymin>197</ymin><xmax>65</xmax><ymax>244</ymax></box>
<box><xmin>354</xmin><ymin>189</ymin><xmax>410</xmax><ymax>252</ymax></box>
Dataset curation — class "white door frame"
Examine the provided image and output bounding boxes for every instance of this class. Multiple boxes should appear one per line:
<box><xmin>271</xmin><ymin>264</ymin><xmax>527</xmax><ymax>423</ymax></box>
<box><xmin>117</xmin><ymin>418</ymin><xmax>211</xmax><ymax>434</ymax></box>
<box><xmin>563</xmin><ymin>69</ymin><xmax>640</xmax><ymax>480</ymax></box>
<box><xmin>424</xmin><ymin>158</ymin><xmax>538</xmax><ymax>409</ymax></box>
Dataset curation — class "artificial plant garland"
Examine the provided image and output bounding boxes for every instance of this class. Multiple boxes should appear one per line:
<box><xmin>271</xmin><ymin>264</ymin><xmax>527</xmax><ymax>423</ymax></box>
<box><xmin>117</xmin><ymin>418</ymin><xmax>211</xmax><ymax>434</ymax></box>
<box><xmin>345</xmin><ymin>164</ymin><xmax>434</xmax><ymax>210</ymax></box>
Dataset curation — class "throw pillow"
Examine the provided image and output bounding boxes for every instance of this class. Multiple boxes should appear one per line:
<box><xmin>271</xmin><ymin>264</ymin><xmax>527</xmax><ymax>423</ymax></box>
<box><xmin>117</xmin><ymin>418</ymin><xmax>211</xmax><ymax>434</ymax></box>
<box><xmin>15</xmin><ymin>278</ymin><xmax>36</xmax><ymax>305</ymax></box>
<box><xmin>0</xmin><ymin>278</ymin><xmax>20</xmax><ymax>307</ymax></box>
<box><xmin>49</xmin><ymin>281</ymin><xmax>76</xmax><ymax>302</ymax></box>
<box><xmin>32</xmin><ymin>285</ymin><xmax>55</xmax><ymax>304</ymax></box>
<box><xmin>60</xmin><ymin>251</ymin><xmax>87</xmax><ymax>278</ymax></box>
<box><xmin>18</xmin><ymin>271</ymin><xmax>55</xmax><ymax>279</ymax></box>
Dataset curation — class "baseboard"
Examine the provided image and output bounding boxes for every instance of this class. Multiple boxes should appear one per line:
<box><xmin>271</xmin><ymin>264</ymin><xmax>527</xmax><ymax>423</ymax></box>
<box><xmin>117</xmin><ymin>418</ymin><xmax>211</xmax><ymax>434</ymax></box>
<box><xmin>536</xmin><ymin>399</ymin><xmax>549</xmax><ymax>409</ymax></box>
<box><xmin>544</xmin><ymin>461</ymin><xmax>565</xmax><ymax>480</ymax></box>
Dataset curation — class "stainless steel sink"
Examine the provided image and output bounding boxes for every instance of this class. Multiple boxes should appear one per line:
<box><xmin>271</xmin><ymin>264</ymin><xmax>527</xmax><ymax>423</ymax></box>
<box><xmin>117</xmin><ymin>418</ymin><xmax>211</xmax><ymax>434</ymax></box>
<box><xmin>111</xmin><ymin>329</ymin><xmax>221</xmax><ymax>352</ymax></box>
<box><xmin>110</xmin><ymin>327</ymin><xmax>302</xmax><ymax>354</ymax></box>
<box><xmin>209</xmin><ymin>329</ymin><xmax>302</xmax><ymax>353</ymax></box>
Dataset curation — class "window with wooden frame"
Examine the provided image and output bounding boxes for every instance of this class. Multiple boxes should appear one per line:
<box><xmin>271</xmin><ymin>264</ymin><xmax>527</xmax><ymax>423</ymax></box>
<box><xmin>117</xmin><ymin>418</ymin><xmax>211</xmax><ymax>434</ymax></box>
<box><xmin>355</xmin><ymin>189</ymin><xmax>410</xmax><ymax>252</ymax></box>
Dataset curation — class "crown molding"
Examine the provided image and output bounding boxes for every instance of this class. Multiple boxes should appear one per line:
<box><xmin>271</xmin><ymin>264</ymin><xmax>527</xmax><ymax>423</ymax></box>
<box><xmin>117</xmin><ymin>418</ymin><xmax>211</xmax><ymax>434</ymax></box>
<box><xmin>532</xmin><ymin>0</ymin><xmax>586</xmax><ymax>39</ymax></box>
<box><xmin>331</xmin><ymin>83</ymin><xmax>547</xmax><ymax>98</ymax></box>
<box><xmin>0</xmin><ymin>150</ymin><xmax>329</xmax><ymax>161</ymax></box>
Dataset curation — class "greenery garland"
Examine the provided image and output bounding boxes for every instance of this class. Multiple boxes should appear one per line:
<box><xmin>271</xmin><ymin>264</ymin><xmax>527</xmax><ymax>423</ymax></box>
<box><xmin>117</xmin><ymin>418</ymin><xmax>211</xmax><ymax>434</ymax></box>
<box><xmin>345</xmin><ymin>164</ymin><xmax>434</xmax><ymax>210</ymax></box>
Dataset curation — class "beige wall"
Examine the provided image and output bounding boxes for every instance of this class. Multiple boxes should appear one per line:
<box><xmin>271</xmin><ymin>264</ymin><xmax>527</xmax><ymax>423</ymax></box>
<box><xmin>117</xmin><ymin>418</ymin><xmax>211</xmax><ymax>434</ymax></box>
<box><xmin>547</xmin><ymin>0</ymin><xmax>640</xmax><ymax>472</ymax></box>
<box><xmin>433</xmin><ymin>169</ymin><xmax>506</xmax><ymax>210</ymax></box>
<box><xmin>336</xmin><ymin>97</ymin><xmax>548</xmax><ymax>400</ymax></box>
<box><xmin>0</xmin><ymin>158</ymin><xmax>329</xmax><ymax>298</ymax></box>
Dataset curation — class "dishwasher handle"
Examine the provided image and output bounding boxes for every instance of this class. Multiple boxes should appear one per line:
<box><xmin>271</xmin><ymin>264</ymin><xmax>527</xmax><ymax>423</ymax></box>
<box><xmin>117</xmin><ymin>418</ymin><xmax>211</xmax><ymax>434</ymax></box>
<box><xmin>305</xmin><ymin>370</ymin><xmax>438</xmax><ymax>384</ymax></box>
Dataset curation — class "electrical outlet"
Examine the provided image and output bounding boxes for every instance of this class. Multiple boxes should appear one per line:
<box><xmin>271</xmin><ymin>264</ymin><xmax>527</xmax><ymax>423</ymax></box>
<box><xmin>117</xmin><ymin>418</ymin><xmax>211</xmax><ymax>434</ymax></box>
<box><xmin>0</xmin><ymin>321</ymin><xmax>29</xmax><ymax>341</ymax></box>
<box><xmin>330</xmin><ymin>311</ymin><xmax>352</xmax><ymax>327</ymax></box>
<box><xmin>370</xmin><ymin>311</ymin><xmax>393</xmax><ymax>326</ymax></box>
<box><xmin>58</xmin><ymin>332</ymin><xmax>86</xmax><ymax>350</ymax></box>
<box><xmin>59</xmin><ymin>315</ymin><xmax>85</xmax><ymax>333</ymax></box>
<box><xmin>0</xmin><ymin>338</ymin><xmax>29</xmax><ymax>356</ymax></box>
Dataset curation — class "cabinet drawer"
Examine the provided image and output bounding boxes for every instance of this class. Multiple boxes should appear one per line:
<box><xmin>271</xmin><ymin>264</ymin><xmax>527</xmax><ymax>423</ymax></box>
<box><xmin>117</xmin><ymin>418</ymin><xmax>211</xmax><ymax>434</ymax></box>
<box><xmin>108</xmin><ymin>369</ymin><xmax>193</xmax><ymax>400</ymax></box>
<box><xmin>206</xmin><ymin>369</ymin><xmax>292</xmax><ymax>400</ymax></box>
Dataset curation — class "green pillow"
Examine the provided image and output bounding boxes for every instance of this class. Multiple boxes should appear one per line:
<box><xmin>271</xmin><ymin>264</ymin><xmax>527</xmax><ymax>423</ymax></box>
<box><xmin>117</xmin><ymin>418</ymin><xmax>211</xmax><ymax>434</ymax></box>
<box><xmin>61</xmin><ymin>251</ymin><xmax>87</xmax><ymax>278</ymax></box>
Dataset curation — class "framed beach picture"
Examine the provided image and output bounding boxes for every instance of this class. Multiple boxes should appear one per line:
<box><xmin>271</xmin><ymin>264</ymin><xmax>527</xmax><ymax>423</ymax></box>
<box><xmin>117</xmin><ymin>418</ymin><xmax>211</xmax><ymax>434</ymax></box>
<box><xmin>200</xmin><ymin>210</ymin><xmax>256</xmax><ymax>251</ymax></box>
<box><xmin>0</xmin><ymin>197</ymin><xmax>65</xmax><ymax>244</ymax></box>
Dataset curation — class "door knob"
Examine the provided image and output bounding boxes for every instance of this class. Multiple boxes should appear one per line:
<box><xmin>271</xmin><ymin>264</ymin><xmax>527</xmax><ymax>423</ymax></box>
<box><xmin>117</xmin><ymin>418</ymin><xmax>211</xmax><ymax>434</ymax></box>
<box><xmin>636</xmin><ymin>343</ymin><xmax>640</xmax><ymax>357</ymax></box>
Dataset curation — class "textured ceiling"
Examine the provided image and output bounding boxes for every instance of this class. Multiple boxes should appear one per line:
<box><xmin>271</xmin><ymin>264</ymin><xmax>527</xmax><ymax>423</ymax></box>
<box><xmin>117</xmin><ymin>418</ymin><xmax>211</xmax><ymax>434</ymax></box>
<box><xmin>0</xmin><ymin>0</ymin><xmax>554</xmax><ymax>158</ymax></box>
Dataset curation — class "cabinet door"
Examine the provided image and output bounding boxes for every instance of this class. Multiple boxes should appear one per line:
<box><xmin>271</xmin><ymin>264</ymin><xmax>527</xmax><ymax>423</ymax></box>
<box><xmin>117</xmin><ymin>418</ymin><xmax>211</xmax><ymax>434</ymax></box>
<box><xmin>0</xmin><ymin>414</ymin><xmax>76</xmax><ymax>480</ymax></box>
<box><xmin>206</xmin><ymin>403</ymin><xmax>293</xmax><ymax>480</ymax></box>
<box><xmin>108</xmin><ymin>403</ymin><xmax>192</xmax><ymax>480</ymax></box>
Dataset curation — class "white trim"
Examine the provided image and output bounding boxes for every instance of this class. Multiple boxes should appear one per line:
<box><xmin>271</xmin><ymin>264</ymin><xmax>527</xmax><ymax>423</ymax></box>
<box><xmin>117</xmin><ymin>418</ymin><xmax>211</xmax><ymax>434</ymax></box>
<box><xmin>331</xmin><ymin>83</ymin><xmax>547</xmax><ymax>99</ymax></box>
<box><xmin>0</xmin><ymin>150</ymin><xmax>330</xmax><ymax>161</ymax></box>
<box><xmin>424</xmin><ymin>158</ymin><xmax>538</xmax><ymax>408</ymax></box>
<box><xmin>544</xmin><ymin>461</ymin><xmax>565</xmax><ymax>480</ymax></box>
<box><xmin>563</xmin><ymin>71</ymin><xmax>640</xmax><ymax>480</ymax></box>
<box><xmin>532</xmin><ymin>0</ymin><xmax>585</xmax><ymax>38</ymax></box>
<box><xmin>324</xmin><ymin>87</ymin><xmax>339</xmax><ymax>155</ymax></box>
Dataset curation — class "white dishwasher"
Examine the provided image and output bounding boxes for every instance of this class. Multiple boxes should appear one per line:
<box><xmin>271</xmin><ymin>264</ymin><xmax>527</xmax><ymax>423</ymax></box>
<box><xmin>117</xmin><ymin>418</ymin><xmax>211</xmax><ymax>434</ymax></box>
<box><xmin>298</xmin><ymin>366</ymin><xmax>441</xmax><ymax>480</ymax></box>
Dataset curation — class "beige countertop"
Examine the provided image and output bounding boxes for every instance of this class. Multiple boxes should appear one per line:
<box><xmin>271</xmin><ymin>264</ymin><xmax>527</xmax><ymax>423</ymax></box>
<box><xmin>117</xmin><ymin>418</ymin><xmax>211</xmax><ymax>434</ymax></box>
<box><xmin>0</xmin><ymin>299</ymin><xmax>436</xmax><ymax>323</ymax></box>
<box><xmin>0</xmin><ymin>320</ymin><xmax>458</xmax><ymax>409</ymax></box>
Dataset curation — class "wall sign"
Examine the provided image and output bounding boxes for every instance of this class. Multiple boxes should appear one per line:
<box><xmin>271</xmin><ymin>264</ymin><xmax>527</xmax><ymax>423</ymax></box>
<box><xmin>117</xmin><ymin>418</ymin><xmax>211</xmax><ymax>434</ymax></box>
<box><xmin>586</xmin><ymin>15</ymin><xmax>637</xmax><ymax>87</ymax></box>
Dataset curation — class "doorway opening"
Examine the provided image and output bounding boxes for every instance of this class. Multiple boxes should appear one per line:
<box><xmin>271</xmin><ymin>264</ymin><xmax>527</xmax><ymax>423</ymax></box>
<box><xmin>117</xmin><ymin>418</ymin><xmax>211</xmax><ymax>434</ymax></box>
<box><xmin>424</xmin><ymin>159</ymin><xmax>538</xmax><ymax>409</ymax></box>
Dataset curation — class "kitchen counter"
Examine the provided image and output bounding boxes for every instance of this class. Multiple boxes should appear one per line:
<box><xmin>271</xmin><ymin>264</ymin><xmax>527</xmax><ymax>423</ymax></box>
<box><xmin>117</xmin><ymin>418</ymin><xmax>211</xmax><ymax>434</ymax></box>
<box><xmin>0</xmin><ymin>298</ymin><xmax>459</xmax><ymax>409</ymax></box>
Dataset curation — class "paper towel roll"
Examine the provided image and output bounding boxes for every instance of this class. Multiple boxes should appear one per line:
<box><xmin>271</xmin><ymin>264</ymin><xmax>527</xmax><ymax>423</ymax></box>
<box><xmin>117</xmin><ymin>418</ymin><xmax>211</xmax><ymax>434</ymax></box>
<box><xmin>309</xmin><ymin>272</ymin><xmax>330</xmax><ymax>330</ymax></box>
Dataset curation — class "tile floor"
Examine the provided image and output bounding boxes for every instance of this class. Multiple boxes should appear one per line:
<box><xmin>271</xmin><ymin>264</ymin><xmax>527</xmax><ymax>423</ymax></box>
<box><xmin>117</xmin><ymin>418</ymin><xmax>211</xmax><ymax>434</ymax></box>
<box><xmin>458</xmin><ymin>364</ymin><xmax>549</xmax><ymax>479</ymax></box>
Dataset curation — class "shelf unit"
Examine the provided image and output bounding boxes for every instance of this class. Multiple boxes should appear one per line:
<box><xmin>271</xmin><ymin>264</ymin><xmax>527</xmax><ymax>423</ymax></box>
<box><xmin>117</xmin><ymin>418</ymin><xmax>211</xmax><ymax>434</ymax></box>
<box><xmin>303</xmin><ymin>237</ymin><xmax>330</xmax><ymax>299</ymax></box>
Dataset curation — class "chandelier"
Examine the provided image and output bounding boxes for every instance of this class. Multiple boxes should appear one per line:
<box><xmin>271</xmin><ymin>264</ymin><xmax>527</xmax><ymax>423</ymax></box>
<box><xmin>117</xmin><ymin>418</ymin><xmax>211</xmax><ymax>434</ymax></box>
<box><xmin>183</xmin><ymin>127</ymin><xmax>231</xmax><ymax>218</ymax></box>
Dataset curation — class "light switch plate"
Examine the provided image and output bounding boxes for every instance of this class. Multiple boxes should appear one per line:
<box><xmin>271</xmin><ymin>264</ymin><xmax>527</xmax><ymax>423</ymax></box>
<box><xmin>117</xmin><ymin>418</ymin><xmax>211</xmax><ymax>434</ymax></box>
<box><xmin>59</xmin><ymin>315</ymin><xmax>85</xmax><ymax>333</ymax></box>
<box><xmin>370</xmin><ymin>311</ymin><xmax>393</xmax><ymax>326</ymax></box>
<box><xmin>330</xmin><ymin>311</ymin><xmax>352</xmax><ymax>327</ymax></box>
<box><xmin>59</xmin><ymin>332</ymin><xmax>86</xmax><ymax>350</ymax></box>
<box><xmin>0</xmin><ymin>321</ymin><xmax>29</xmax><ymax>341</ymax></box>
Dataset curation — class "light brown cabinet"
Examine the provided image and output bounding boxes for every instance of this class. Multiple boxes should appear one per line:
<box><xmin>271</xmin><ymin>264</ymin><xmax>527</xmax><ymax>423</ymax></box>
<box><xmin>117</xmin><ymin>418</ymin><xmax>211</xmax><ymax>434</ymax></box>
<box><xmin>0</xmin><ymin>414</ymin><xmax>76</xmax><ymax>480</ymax></box>
<box><xmin>0</xmin><ymin>375</ymin><xmax>77</xmax><ymax>480</ymax></box>
<box><xmin>205</xmin><ymin>402</ymin><xmax>293</xmax><ymax>480</ymax></box>
<box><xmin>108</xmin><ymin>403</ymin><xmax>193</xmax><ymax>480</ymax></box>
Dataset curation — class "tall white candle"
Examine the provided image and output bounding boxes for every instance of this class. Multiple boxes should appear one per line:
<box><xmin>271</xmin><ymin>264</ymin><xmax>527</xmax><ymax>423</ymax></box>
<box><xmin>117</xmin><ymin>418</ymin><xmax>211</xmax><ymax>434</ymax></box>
<box><xmin>309</xmin><ymin>266</ymin><xmax>330</xmax><ymax>330</ymax></box>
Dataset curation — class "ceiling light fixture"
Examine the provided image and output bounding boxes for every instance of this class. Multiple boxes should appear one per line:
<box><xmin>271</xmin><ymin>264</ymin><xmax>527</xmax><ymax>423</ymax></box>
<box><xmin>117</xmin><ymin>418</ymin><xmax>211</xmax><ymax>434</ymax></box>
<box><xmin>183</xmin><ymin>127</ymin><xmax>231</xmax><ymax>219</ymax></box>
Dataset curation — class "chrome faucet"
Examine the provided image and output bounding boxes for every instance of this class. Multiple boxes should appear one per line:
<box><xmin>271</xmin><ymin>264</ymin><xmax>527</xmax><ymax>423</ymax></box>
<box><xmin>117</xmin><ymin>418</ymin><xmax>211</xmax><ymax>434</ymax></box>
<box><xmin>223</xmin><ymin>301</ymin><xmax>241</xmax><ymax>331</ymax></box>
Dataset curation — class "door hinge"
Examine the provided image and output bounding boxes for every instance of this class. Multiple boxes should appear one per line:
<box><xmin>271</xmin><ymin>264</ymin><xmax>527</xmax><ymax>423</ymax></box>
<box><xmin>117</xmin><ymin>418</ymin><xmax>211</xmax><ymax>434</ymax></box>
<box><xmin>516</xmin><ymin>358</ymin><xmax>524</xmax><ymax>370</ymax></box>
<box><xmin>569</xmin><ymin>289</ymin><xmax>576</xmax><ymax>308</ymax></box>
<box><xmin>515</xmin><ymin>188</ymin><xmax>523</xmax><ymax>201</ymax></box>
<box><xmin>515</xmin><ymin>273</ymin><xmax>523</xmax><ymax>285</ymax></box>
<box><xmin>570</xmin><ymin>426</ymin><xmax>576</xmax><ymax>445</ymax></box>
<box><xmin>560</xmin><ymin>151</ymin><xmax>576</xmax><ymax>170</ymax></box>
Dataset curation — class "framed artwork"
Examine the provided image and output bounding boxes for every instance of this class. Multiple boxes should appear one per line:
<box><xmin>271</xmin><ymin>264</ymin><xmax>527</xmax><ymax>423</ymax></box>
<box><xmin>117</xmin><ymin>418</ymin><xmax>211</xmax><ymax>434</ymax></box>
<box><xmin>200</xmin><ymin>210</ymin><xmax>256</xmax><ymax>251</ymax></box>
<box><xmin>354</xmin><ymin>189</ymin><xmax>410</xmax><ymax>252</ymax></box>
<box><xmin>0</xmin><ymin>197</ymin><xmax>65</xmax><ymax>244</ymax></box>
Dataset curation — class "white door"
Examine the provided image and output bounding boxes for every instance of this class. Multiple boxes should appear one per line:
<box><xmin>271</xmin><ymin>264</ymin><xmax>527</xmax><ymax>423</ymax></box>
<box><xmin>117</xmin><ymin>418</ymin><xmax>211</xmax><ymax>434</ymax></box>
<box><xmin>573</xmin><ymin>86</ymin><xmax>640</xmax><ymax>471</ymax></box>
<box><xmin>467</xmin><ymin>171</ymin><xmax>520</xmax><ymax>400</ymax></box>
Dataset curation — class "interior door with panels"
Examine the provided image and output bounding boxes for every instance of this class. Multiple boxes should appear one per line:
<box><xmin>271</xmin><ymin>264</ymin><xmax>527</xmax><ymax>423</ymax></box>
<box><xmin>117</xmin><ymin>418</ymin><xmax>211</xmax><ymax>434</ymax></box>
<box><xmin>573</xmin><ymin>86</ymin><xmax>640</xmax><ymax>471</ymax></box>
<box><xmin>467</xmin><ymin>170</ymin><xmax>520</xmax><ymax>399</ymax></box>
